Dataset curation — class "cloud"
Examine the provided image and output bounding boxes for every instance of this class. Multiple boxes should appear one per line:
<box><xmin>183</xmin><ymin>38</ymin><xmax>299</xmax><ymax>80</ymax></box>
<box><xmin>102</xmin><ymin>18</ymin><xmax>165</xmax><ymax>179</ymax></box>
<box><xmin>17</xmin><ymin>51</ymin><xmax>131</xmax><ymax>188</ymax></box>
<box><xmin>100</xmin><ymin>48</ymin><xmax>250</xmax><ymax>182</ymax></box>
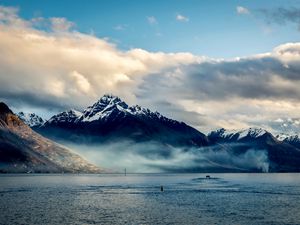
<box><xmin>66</xmin><ymin>140</ymin><xmax>269</xmax><ymax>173</ymax></box>
<box><xmin>176</xmin><ymin>14</ymin><xmax>189</xmax><ymax>22</ymax></box>
<box><xmin>113</xmin><ymin>24</ymin><xmax>127</xmax><ymax>31</ymax></box>
<box><xmin>0</xmin><ymin>5</ymin><xmax>200</xmax><ymax>111</ymax></box>
<box><xmin>50</xmin><ymin>17</ymin><xmax>74</xmax><ymax>32</ymax></box>
<box><xmin>137</xmin><ymin>42</ymin><xmax>300</xmax><ymax>132</ymax></box>
<box><xmin>70</xmin><ymin>71</ymin><xmax>92</xmax><ymax>94</ymax></box>
<box><xmin>147</xmin><ymin>16</ymin><xmax>157</xmax><ymax>25</ymax></box>
<box><xmin>269</xmin><ymin>117</ymin><xmax>300</xmax><ymax>135</ymax></box>
<box><xmin>258</xmin><ymin>7</ymin><xmax>300</xmax><ymax>31</ymax></box>
<box><xmin>1</xmin><ymin>5</ymin><xmax>300</xmax><ymax>134</ymax></box>
<box><xmin>236</xmin><ymin>6</ymin><xmax>250</xmax><ymax>15</ymax></box>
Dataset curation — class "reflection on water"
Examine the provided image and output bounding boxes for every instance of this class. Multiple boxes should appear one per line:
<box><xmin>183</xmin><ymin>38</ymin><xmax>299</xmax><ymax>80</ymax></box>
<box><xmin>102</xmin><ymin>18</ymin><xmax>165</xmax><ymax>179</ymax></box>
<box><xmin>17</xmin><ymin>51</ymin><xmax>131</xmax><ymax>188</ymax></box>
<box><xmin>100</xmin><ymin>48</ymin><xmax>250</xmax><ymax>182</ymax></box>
<box><xmin>1</xmin><ymin>173</ymin><xmax>300</xmax><ymax>225</ymax></box>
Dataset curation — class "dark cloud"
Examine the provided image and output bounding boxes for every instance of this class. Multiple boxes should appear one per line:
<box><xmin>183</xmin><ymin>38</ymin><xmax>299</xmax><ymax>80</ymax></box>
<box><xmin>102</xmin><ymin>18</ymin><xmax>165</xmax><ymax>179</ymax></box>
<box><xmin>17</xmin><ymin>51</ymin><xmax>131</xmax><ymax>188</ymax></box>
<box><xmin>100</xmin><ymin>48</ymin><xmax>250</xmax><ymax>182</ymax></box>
<box><xmin>186</xmin><ymin>57</ymin><xmax>300</xmax><ymax>100</ymax></box>
<box><xmin>134</xmin><ymin>45</ymin><xmax>300</xmax><ymax>132</ymax></box>
<box><xmin>0</xmin><ymin>90</ymin><xmax>75</xmax><ymax>111</ymax></box>
<box><xmin>139</xmin><ymin>54</ymin><xmax>300</xmax><ymax>103</ymax></box>
<box><xmin>258</xmin><ymin>7</ymin><xmax>300</xmax><ymax>30</ymax></box>
<box><xmin>139</xmin><ymin>99</ymin><xmax>208</xmax><ymax>127</ymax></box>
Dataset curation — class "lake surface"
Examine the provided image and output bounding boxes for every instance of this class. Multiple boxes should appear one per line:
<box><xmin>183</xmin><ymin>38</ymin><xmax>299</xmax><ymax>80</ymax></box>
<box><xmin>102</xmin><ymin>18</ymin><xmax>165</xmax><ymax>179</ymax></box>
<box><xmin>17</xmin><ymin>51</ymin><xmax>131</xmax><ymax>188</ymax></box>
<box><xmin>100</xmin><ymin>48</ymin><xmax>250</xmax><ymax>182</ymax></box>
<box><xmin>1</xmin><ymin>173</ymin><xmax>300</xmax><ymax>225</ymax></box>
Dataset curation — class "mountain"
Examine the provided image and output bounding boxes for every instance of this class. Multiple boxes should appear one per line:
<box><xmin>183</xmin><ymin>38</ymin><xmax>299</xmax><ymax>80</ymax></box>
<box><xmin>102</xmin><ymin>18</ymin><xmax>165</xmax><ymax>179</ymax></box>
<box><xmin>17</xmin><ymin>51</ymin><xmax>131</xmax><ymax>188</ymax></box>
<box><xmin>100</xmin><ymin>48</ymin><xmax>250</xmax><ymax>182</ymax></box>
<box><xmin>0</xmin><ymin>102</ymin><xmax>102</xmax><ymax>173</ymax></box>
<box><xmin>208</xmin><ymin>127</ymin><xmax>269</xmax><ymax>143</ymax></box>
<box><xmin>284</xmin><ymin>135</ymin><xmax>300</xmax><ymax>149</ymax></box>
<box><xmin>43</xmin><ymin>109</ymin><xmax>82</xmax><ymax>128</ymax></box>
<box><xmin>276</xmin><ymin>133</ymin><xmax>300</xmax><ymax>149</ymax></box>
<box><xmin>38</xmin><ymin>94</ymin><xmax>209</xmax><ymax>147</ymax></box>
<box><xmin>208</xmin><ymin>128</ymin><xmax>300</xmax><ymax>172</ymax></box>
<box><xmin>17</xmin><ymin>112</ymin><xmax>44</xmax><ymax>128</ymax></box>
<box><xmin>35</xmin><ymin>94</ymin><xmax>300</xmax><ymax>172</ymax></box>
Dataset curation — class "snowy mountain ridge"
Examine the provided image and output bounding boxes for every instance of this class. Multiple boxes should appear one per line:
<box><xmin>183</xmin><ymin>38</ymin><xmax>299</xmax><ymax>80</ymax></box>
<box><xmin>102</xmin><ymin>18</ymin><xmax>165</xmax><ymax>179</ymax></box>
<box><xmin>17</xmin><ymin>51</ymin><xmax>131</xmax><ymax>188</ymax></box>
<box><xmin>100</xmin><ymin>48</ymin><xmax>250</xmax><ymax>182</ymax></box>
<box><xmin>17</xmin><ymin>112</ymin><xmax>44</xmax><ymax>127</ymax></box>
<box><xmin>209</xmin><ymin>127</ymin><xmax>268</xmax><ymax>141</ymax></box>
<box><xmin>208</xmin><ymin>127</ymin><xmax>300</xmax><ymax>147</ymax></box>
<box><xmin>45</xmin><ymin>109</ymin><xmax>82</xmax><ymax>125</ymax></box>
<box><xmin>276</xmin><ymin>133</ymin><xmax>300</xmax><ymax>141</ymax></box>
<box><xmin>37</xmin><ymin>94</ymin><xmax>208</xmax><ymax>147</ymax></box>
<box><xmin>34</xmin><ymin>94</ymin><xmax>300</xmax><ymax>147</ymax></box>
<box><xmin>44</xmin><ymin>94</ymin><xmax>178</xmax><ymax>125</ymax></box>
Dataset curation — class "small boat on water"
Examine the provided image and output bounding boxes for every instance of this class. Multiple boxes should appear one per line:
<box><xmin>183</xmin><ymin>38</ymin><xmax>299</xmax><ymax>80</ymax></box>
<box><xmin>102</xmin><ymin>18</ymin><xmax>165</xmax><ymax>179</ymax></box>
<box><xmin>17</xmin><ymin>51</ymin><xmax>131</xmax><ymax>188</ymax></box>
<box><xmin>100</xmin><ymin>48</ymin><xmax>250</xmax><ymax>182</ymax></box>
<box><xmin>206</xmin><ymin>175</ymin><xmax>211</xmax><ymax>179</ymax></box>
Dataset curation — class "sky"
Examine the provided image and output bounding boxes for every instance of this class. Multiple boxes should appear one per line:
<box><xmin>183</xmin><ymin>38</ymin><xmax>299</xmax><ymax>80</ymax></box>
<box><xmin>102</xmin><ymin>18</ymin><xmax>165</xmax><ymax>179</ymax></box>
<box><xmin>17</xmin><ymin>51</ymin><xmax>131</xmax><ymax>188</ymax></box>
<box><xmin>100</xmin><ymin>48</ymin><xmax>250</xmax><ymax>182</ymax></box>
<box><xmin>1</xmin><ymin>0</ymin><xmax>300</xmax><ymax>58</ymax></box>
<box><xmin>0</xmin><ymin>0</ymin><xmax>300</xmax><ymax>134</ymax></box>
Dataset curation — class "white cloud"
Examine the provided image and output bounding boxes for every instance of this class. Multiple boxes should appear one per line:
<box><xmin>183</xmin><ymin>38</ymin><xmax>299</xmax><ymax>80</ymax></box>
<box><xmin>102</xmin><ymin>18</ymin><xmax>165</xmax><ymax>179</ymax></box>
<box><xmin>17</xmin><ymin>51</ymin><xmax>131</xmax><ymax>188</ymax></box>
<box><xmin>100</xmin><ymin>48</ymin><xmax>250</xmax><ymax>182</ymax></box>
<box><xmin>0</xmin><ymin>6</ymin><xmax>200</xmax><ymax>111</ymax></box>
<box><xmin>50</xmin><ymin>17</ymin><xmax>74</xmax><ymax>32</ymax></box>
<box><xmin>176</xmin><ymin>14</ymin><xmax>189</xmax><ymax>22</ymax></box>
<box><xmin>70</xmin><ymin>71</ymin><xmax>91</xmax><ymax>94</ymax></box>
<box><xmin>236</xmin><ymin>6</ymin><xmax>250</xmax><ymax>15</ymax></box>
<box><xmin>0</xmin><ymin>5</ymin><xmax>29</xmax><ymax>27</ymax></box>
<box><xmin>147</xmin><ymin>16</ymin><xmax>157</xmax><ymax>25</ymax></box>
<box><xmin>114</xmin><ymin>24</ymin><xmax>126</xmax><ymax>31</ymax></box>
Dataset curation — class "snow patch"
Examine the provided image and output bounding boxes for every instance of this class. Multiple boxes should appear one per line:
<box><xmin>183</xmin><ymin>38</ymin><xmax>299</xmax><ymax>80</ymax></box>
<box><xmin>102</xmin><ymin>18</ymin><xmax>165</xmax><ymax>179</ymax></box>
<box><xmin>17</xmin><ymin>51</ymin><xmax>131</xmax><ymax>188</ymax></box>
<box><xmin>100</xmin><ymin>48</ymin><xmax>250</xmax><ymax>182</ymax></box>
<box><xmin>17</xmin><ymin>112</ymin><xmax>44</xmax><ymax>127</ymax></box>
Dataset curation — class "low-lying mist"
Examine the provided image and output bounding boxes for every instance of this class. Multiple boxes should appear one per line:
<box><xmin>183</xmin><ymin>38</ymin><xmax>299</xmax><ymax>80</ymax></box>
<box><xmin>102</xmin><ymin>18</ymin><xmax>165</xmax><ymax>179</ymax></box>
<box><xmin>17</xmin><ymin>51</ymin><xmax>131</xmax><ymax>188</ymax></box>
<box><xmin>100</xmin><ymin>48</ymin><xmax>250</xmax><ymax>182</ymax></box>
<box><xmin>63</xmin><ymin>140</ymin><xmax>269</xmax><ymax>173</ymax></box>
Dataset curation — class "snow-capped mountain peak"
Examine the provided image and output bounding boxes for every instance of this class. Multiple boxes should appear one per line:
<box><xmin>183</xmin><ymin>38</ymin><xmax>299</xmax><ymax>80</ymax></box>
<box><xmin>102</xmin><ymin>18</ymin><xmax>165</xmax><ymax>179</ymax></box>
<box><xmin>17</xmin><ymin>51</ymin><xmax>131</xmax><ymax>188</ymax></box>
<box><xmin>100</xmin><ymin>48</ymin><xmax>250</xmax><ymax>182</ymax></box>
<box><xmin>239</xmin><ymin>127</ymin><xmax>267</xmax><ymax>139</ymax></box>
<box><xmin>276</xmin><ymin>133</ymin><xmax>300</xmax><ymax>142</ymax></box>
<box><xmin>275</xmin><ymin>133</ymin><xmax>290</xmax><ymax>141</ymax></box>
<box><xmin>95</xmin><ymin>95</ymin><xmax>128</xmax><ymax>109</ymax></box>
<box><xmin>129</xmin><ymin>105</ymin><xmax>151</xmax><ymax>116</ymax></box>
<box><xmin>273</xmin><ymin>132</ymin><xmax>300</xmax><ymax>148</ymax></box>
<box><xmin>77</xmin><ymin>95</ymin><xmax>176</xmax><ymax>123</ymax></box>
<box><xmin>37</xmin><ymin>95</ymin><xmax>208</xmax><ymax>148</ymax></box>
<box><xmin>286</xmin><ymin>134</ymin><xmax>300</xmax><ymax>142</ymax></box>
<box><xmin>40</xmin><ymin>94</ymin><xmax>181</xmax><ymax>126</ymax></box>
<box><xmin>210</xmin><ymin>127</ymin><xmax>268</xmax><ymax>141</ymax></box>
<box><xmin>45</xmin><ymin>109</ymin><xmax>82</xmax><ymax>124</ymax></box>
<box><xmin>17</xmin><ymin>112</ymin><xmax>44</xmax><ymax>127</ymax></box>
<box><xmin>80</xmin><ymin>94</ymin><xmax>129</xmax><ymax>122</ymax></box>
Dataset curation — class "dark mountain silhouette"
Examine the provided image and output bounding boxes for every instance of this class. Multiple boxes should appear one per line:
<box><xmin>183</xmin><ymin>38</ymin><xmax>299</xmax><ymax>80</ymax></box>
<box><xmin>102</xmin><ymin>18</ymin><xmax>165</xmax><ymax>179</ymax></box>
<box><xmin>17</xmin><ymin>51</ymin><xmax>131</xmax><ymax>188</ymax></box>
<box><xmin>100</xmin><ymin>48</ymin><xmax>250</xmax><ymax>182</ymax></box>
<box><xmin>38</xmin><ymin>94</ymin><xmax>209</xmax><ymax>147</ymax></box>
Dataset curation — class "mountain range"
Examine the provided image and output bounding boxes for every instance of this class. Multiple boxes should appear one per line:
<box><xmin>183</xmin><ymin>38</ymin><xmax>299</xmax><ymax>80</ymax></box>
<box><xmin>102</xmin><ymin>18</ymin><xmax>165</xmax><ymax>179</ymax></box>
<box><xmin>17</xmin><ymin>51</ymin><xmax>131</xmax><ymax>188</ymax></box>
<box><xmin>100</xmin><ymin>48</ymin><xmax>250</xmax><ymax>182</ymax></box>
<box><xmin>34</xmin><ymin>94</ymin><xmax>300</xmax><ymax>172</ymax></box>
<box><xmin>2</xmin><ymin>94</ymin><xmax>300</xmax><ymax>172</ymax></box>
<box><xmin>207</xmin><ymin>128</ymin><xmax>300</xmax><ymax>172</ymax></box>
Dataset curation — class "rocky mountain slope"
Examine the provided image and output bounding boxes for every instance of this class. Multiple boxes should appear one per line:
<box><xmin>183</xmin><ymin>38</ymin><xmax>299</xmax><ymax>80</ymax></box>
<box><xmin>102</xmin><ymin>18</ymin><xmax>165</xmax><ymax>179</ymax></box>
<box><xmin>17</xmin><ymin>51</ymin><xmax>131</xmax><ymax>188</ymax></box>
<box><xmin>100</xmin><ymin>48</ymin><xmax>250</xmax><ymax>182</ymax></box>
<box><xmin>0</xmin><ymin>102</ymin><xmax>102</xmax><ymax>173</ymax></box>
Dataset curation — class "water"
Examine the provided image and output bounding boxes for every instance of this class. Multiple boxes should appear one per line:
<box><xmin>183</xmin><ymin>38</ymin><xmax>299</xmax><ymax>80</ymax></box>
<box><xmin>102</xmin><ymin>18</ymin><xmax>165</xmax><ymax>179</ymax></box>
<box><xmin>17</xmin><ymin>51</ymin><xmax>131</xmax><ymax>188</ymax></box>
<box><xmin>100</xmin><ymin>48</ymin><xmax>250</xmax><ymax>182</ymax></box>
<box><xmin>1</xmin><ymin>174</ymin><xmax>300</xmax><ymax>225</ymax></box>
